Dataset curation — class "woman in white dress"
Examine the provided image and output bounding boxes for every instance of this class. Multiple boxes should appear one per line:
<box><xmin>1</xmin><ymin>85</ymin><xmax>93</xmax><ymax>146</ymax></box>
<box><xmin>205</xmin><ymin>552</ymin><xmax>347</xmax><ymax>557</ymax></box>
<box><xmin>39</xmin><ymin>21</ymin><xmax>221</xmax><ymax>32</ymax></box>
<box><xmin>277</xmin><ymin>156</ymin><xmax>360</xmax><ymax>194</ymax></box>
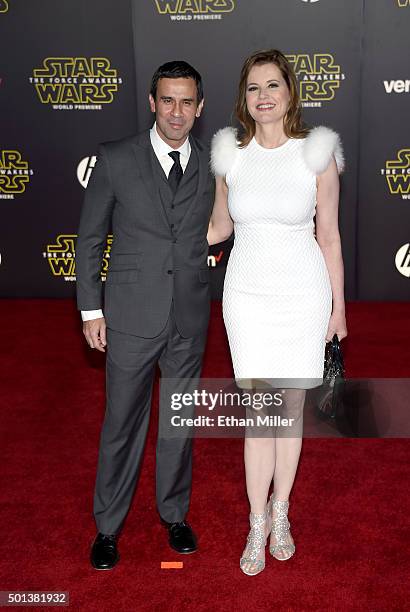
<box><xmin>207</xmin><ymin>49</ymin><xmax>347</xmax><ymax>575</ymax></box>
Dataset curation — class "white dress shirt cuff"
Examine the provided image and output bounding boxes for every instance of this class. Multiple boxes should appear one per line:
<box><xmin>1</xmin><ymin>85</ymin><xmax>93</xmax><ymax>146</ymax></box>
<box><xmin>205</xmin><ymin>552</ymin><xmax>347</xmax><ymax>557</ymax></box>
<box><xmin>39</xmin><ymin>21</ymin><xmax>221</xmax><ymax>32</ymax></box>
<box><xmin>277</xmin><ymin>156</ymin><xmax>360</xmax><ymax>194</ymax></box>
<box><xmin>81</xmin><ymin>309</ymin><xmax>104</xmax><ymax>321</ymax></box>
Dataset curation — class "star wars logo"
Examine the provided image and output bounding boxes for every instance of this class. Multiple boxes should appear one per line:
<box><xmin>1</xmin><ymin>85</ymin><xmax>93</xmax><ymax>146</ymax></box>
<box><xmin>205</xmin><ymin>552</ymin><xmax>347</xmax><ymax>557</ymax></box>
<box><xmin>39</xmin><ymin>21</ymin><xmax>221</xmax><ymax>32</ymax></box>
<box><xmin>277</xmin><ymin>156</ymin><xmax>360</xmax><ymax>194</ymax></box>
<box><xmin>380</xmin><ymin>150</ymin><xmax>410</xmax><ymax>199</ymax></box>
<box><xmin>286</xmin><ymin>53</ymin><xmax>345</xmax><ymax>107</ymax></box>
<box><xmin>43</xmin><ymin>234</ymin><xmax>112</xmax><ymax>281</ymax></box>
<box><xmin>0</xmin><ymin>1</ymin><xmax>9</xmax><ymax>13</ymax></box>
<box><xmin>30</xmin><ymin>58</ymin><xmax>123</xmax><ymax>111</ymax></box>
<box><xmin>0</xmin><ymin>150</ymin><xmax>34</xmax><ymax>199</ymax></box>
<box><xmin>154</xmin><ymin>0</ymin><xmax>235</xmax><ymax>21</ymax></box>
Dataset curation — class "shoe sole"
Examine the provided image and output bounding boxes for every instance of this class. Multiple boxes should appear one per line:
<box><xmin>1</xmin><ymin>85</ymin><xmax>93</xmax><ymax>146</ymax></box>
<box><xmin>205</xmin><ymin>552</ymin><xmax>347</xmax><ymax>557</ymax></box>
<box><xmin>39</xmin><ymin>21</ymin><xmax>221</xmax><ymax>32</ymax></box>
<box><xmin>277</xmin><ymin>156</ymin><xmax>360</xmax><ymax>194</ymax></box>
<box><xmin>269</xmin><ymin>551</ymin><xmax>295</xmax><ymax>561</ymax></box>
<box><xmin>169</xmin><ymin>544</ymin><xmax>197</xmax><ymax>554</ymax></box>
<box><xmin>240</xmin><ymin>567</ymin><xmax>265</xmax><ymax>576</ymax></box>
<box><xmin>90</xmin><ymin>555</ymin><xmax>120</xmax><ymax>570</ymax></box>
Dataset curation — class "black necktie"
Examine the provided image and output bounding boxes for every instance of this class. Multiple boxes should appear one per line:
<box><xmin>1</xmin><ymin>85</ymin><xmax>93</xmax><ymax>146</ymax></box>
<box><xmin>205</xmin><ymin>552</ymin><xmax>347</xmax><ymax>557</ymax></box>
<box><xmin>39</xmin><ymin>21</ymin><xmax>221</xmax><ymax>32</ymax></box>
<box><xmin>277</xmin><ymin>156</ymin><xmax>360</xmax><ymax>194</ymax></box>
<box><xmin>168</xmin><ymin>151</ymin><xmax>183</xmax><ymax>195</ymax></box>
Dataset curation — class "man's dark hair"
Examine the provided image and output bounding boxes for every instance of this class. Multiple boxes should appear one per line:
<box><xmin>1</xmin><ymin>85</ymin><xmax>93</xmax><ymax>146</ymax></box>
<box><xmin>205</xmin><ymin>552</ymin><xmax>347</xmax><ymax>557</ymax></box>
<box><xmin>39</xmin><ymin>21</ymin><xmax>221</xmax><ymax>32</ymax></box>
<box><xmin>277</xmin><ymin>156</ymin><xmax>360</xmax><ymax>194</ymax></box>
<box><xmin>150</xmin><ymin>60</ymin><xmax>203</xmax><ymax>104</ymax></box>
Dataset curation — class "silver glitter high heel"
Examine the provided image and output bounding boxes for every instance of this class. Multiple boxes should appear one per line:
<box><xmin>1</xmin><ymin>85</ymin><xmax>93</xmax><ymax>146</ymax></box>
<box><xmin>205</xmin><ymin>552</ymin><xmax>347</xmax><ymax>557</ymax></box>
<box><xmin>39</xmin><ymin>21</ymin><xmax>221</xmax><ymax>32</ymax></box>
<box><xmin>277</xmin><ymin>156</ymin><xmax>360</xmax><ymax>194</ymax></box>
<box><xmin>240</xmin><ymin>511</ymin><xmax>268</xmax><ymax>576</ymax></box>
<box><xmin>269</xmin><ymin>496</ymin><xmax>295</xmax><ymax>561</ymax></box>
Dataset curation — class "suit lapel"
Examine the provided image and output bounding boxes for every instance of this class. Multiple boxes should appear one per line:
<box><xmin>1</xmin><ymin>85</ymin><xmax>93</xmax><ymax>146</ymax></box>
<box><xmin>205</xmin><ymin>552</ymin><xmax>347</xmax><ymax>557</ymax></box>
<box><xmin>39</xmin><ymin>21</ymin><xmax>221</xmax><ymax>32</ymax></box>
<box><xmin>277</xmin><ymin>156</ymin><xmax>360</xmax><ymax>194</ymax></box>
<box><xmin>131</xmin><ymin>131</ymin><xmax>171</xmax><ymax>230</ymax></box>
<box><xmin>174</xmin><ymin>143</ymin><xmax>197</xmax><ymax>194</ymax></box>
<box><xmin>150</xmin><ymin>147</ymin><xmax>172</xmax><ymax>191</ymax></box>
<box><xmin>177</xmin><ymin>135</ymin><xmax>208</xmax><ymax>235</ymax></box>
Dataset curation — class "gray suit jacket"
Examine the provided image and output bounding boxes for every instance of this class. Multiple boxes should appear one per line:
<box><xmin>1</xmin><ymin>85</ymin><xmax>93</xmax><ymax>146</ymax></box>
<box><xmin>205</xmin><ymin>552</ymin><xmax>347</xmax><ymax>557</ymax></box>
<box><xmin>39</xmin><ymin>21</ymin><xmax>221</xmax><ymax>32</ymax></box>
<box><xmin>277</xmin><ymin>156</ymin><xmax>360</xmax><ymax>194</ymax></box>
<box><xmin>76</xmin><ymin>129</ymin><xmax>215</xmax><ymax>338</ymax></box>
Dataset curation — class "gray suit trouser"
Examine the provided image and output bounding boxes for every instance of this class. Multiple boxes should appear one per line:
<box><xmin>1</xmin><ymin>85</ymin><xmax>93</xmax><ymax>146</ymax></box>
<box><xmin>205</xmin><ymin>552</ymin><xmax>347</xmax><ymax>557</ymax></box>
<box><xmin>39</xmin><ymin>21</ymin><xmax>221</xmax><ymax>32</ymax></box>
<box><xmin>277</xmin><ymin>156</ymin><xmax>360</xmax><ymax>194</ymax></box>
<box><xmin>93</xmin><ymin>301</ymin><xmax>207</xmax><ymax>535</ymax></box>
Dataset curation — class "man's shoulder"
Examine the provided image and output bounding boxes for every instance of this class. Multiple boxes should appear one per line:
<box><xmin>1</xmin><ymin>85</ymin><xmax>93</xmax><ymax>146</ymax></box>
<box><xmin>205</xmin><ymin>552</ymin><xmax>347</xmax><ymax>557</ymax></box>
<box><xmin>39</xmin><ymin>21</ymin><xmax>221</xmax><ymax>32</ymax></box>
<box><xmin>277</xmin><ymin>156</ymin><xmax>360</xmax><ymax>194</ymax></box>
<box><xmin>190</xmin><ymin>132</ymin><xmax>210</xmax><ymax>154</ymax></box>
<box><xmin>99</xmin><ymin>129</ymin><xmax>150</xmax><ymax>155</ymax></box>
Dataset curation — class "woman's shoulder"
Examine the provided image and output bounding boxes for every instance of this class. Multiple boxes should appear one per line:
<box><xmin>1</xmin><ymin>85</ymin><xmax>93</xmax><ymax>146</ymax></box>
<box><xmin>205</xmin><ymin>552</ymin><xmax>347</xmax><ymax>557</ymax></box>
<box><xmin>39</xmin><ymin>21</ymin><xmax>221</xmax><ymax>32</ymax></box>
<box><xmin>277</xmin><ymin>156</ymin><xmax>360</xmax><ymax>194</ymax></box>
<box><xmin>210</xmin><ymin>125</ymin><xmax>345</xmax><ymax>176</ymax></box>
<box><xmin>301</xmin><ymin>125</ymin><xmax>345</xmax><ymax>175</ymax></box>
<box><xmin>210</xmin><ymin>126</ymin><xmax>241</xmax><ymax>177</ymax></box>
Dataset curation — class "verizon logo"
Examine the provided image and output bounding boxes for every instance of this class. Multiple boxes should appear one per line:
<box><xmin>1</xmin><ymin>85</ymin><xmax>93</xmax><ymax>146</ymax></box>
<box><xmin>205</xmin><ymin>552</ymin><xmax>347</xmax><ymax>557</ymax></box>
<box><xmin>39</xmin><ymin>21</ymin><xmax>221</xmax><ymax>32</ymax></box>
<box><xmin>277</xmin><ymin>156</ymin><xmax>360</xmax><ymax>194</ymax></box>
<box><xmin>383</xmin><ymin>79</ymin><xmax>410</xmax><ymax>93</ymax></box>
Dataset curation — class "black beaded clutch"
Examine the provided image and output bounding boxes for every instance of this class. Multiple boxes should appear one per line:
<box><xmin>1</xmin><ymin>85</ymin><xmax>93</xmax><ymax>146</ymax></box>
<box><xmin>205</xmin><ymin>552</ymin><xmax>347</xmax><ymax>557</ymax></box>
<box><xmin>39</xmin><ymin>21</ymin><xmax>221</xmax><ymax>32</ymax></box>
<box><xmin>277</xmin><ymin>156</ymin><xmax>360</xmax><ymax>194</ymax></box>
<box><xmin>317</xmin><ymin>333</ymin><xmax>345</xmax><ymax>420</ymax></box>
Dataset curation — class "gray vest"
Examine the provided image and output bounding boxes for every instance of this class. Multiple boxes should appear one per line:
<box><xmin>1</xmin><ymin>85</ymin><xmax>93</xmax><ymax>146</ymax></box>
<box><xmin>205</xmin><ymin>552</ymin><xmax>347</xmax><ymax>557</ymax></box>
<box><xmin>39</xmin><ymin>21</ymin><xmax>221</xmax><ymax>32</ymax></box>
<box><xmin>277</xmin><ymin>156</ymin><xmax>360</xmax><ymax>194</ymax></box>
<box><xmin>152</xmin><ymin>147</ymin><xmax>199</xmax><ymax>235</ymax></box>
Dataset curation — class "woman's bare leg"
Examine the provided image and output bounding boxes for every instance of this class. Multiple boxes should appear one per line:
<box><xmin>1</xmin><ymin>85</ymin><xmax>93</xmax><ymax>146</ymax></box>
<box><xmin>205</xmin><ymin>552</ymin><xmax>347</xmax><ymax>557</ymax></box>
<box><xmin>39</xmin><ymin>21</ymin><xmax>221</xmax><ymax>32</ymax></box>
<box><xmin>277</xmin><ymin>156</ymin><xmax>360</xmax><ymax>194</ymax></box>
<box><xmin>271</xmin><ymin>388</ymin><xmax>306</xmax><ymax>559</ymax></box>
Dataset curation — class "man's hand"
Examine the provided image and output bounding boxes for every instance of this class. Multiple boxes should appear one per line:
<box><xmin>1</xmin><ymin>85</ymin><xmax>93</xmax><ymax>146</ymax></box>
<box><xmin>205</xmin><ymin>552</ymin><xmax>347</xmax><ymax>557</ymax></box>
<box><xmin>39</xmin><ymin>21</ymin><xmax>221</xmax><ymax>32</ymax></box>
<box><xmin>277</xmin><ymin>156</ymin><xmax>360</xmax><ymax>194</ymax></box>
<box><xmin>83</xmin><ymin>317</ymin><xmax>107</xmax><ymax>352</ymax></box>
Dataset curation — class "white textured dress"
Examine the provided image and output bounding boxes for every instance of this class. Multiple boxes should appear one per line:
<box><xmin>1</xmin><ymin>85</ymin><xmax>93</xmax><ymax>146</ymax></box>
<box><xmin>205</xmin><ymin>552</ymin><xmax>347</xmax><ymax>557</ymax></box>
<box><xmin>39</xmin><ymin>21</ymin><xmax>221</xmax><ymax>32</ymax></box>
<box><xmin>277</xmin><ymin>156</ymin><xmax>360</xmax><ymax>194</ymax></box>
<box><xmin>211</xmin><ymin>126</ymin><xmax>344</xmax><ymax>389</ymax></box>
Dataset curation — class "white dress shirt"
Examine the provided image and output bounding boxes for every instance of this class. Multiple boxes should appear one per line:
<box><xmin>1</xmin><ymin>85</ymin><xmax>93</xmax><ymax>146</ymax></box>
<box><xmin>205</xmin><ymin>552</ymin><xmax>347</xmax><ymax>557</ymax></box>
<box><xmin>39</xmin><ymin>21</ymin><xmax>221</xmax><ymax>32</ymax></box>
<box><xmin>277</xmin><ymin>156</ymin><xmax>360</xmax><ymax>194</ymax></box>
<box><xmin>81</xmin><ymin>122</ymin><xmax>191</xmax><ymax>322</ymax></box>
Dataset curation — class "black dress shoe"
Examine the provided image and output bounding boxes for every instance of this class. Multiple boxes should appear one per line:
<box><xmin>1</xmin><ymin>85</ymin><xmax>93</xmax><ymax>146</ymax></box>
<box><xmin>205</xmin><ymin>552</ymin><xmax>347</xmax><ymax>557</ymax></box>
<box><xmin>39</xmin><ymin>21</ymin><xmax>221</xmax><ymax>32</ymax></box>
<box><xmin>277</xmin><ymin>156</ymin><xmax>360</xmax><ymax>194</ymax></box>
<box><xmin>90</xmin><ymin>533</ymin><xmax>120</xmax><ymax>570</ymax></box>
<box><xmin>167</xmin><ymin>521</ymin><xmax>198</xmax><ymax>554</ymax></box>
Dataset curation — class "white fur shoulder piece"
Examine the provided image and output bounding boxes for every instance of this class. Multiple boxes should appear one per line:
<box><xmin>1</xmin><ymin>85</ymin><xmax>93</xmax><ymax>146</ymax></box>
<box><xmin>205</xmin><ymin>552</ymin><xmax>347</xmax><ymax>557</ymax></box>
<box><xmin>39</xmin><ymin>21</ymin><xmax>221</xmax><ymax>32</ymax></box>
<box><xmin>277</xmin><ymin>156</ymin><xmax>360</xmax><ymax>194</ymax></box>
<box><xmin>303</xmin><ymin>126</ymin><xmax>345</xmax><ymax>175</ymax></box>
<box><xmin>210</xmin><ymin>126</ymin><xmax>239</xmax><ymax>176</ymax></box>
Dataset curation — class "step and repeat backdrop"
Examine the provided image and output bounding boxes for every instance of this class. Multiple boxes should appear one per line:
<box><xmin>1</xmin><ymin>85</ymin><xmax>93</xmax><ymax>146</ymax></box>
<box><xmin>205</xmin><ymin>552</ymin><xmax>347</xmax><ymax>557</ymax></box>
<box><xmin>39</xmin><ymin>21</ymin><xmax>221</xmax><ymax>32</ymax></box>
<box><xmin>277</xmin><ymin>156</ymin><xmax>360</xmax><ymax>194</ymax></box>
<box><xmin>0</xmin><ymin>0</ymin><xmax>409</xmax><ymax>300</ymax></box>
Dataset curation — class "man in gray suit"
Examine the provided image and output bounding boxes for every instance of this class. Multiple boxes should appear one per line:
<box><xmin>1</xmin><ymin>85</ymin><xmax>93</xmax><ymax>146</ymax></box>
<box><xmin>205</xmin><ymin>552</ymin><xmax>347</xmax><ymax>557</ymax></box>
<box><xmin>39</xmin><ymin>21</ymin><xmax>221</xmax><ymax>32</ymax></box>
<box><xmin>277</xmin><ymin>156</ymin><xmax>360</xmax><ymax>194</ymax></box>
<box><xmin>76</xmin><ymin>61</ymin><xmax>214</xmax><ymax>569</ymax></box>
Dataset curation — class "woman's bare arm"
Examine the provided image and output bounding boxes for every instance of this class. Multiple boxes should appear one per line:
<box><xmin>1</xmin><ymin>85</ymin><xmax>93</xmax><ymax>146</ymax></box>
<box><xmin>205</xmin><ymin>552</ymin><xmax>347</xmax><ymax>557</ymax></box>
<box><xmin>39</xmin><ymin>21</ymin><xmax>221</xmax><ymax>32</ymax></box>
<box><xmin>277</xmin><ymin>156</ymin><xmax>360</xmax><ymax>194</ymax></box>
<box><xmin>315</xmin><ymin>158</ymin><xmax>347</xmax><ymax>340</ymax></box>
<box><xmin>207</xmin><ymin>175</ymin><xmax>234</xmax><ymax>246</ymax></box>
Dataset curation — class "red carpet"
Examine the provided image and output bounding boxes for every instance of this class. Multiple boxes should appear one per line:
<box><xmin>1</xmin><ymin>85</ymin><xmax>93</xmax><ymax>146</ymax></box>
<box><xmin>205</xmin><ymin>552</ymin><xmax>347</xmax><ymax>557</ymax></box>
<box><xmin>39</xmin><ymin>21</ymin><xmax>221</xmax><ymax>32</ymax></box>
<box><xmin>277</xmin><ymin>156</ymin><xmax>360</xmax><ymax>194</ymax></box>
<box><xmin>0</xmin><ymin>300</ymin><xmax>409</xmax><ymax>611</ymax></box>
